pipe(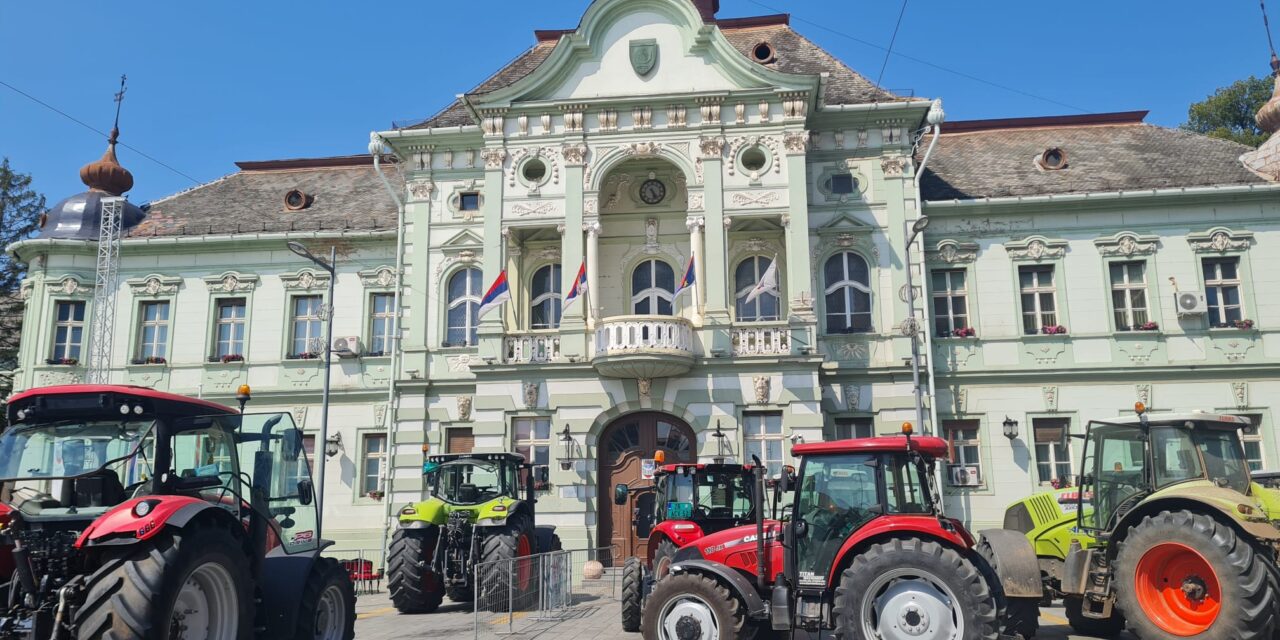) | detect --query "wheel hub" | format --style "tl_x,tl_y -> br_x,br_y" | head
1181,576 -> 1207,603
661,597 -> 718,640
898,603 -> 929,635
1134,541 -> 1222,636
169,563 -> 238,640
675,614 -> 702,640
866,573 -> 959,640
